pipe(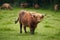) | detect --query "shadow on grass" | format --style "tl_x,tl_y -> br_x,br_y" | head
53,18 -> 60,21
0,28 -> 14,31
46,35 -> 55,39
54,32 -> 60,36
44,25 -> 54,28
15,32 -> 47,36
2,21 -> 13,25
